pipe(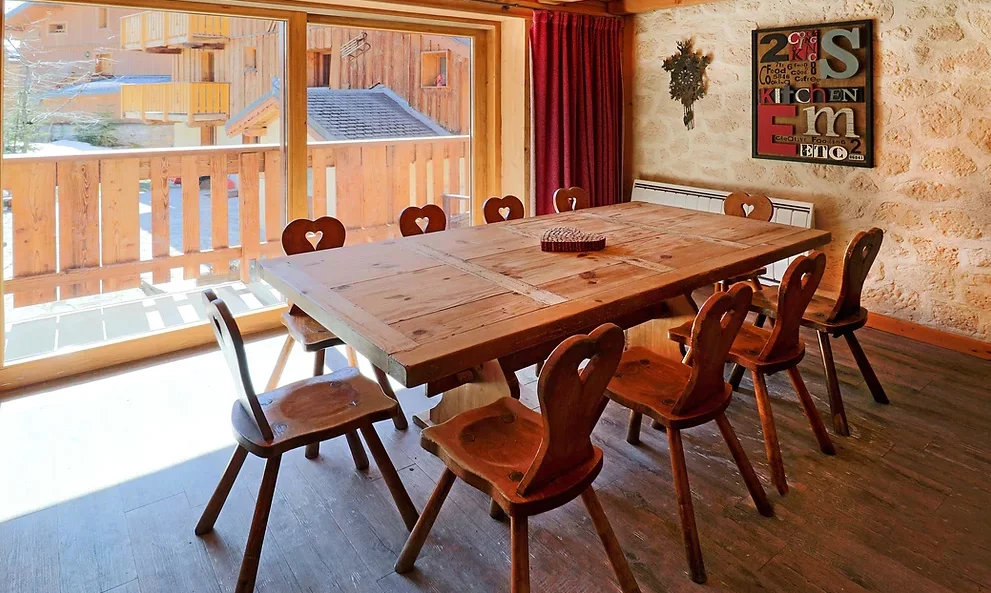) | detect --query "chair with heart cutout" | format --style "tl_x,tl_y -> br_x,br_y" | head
717,192 -> 774,292
395,323 -> 642,593
553,186 -> 591,212
483,195 -> 525,223
268,217 -> 409,448
399,204 -> 447,236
